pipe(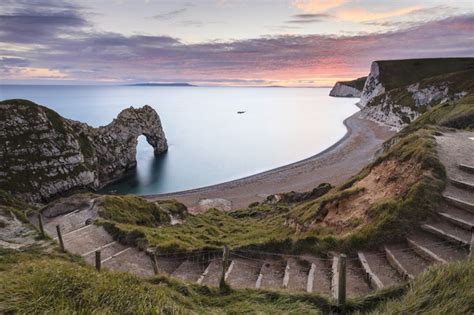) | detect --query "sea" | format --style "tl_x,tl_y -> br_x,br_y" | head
0,85 -> 359,195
